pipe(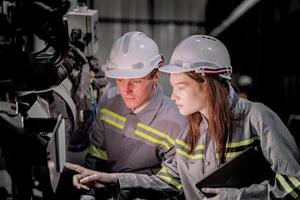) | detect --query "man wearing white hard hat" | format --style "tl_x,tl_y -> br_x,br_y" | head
69,34 -> 300,200
79,31 -> 186,200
